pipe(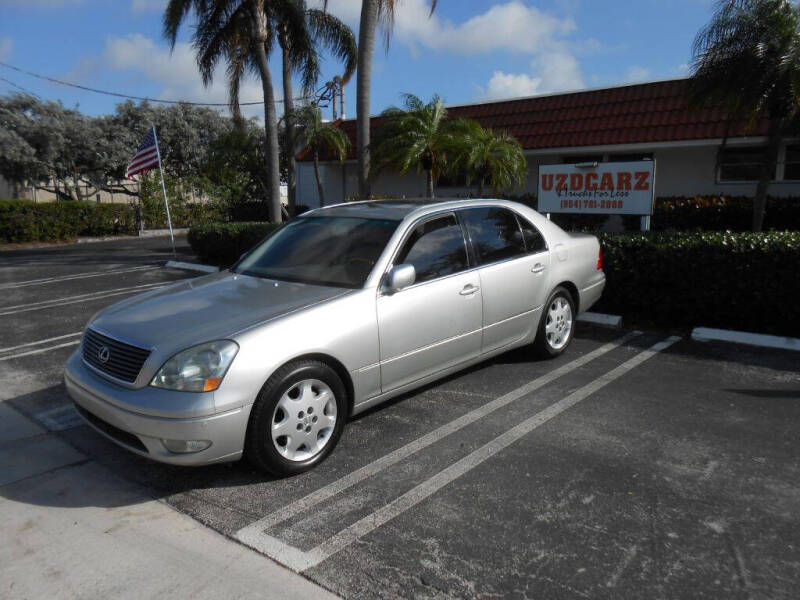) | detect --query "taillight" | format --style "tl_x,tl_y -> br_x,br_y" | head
597,248 -> 603,270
